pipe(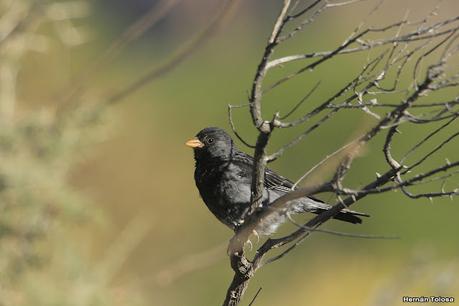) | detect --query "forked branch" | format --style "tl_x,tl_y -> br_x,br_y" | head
224,0 -> 459,305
